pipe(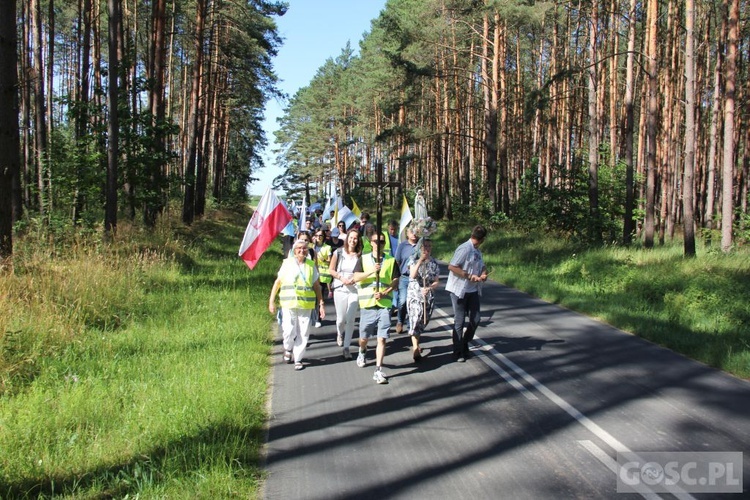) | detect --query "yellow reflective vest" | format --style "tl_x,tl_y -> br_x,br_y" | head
315,244 -> 332,284
278,259 -> 317,310
358,253 -> 396,309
